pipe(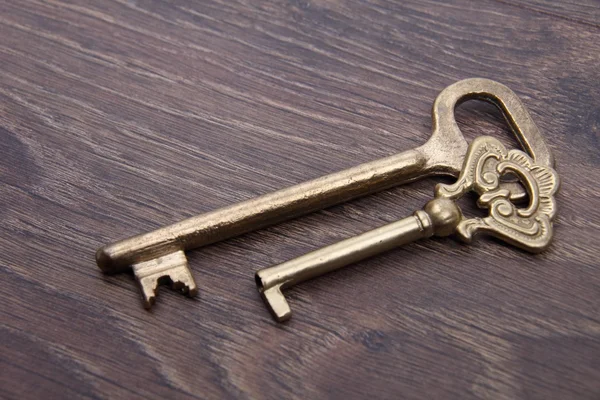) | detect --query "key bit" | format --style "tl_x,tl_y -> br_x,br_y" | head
131,251 -> 197,308
255,136 -> 559,322
96,78 -> 555,308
